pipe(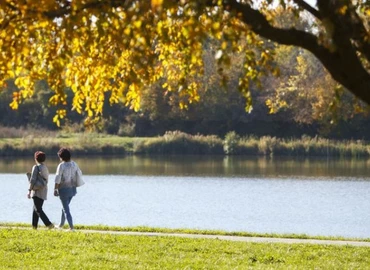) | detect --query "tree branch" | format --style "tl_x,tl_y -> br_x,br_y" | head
223,0 -> 370,104
317,0 -> 370,65
224,0 -> 323,52
292,0 -> 321,20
